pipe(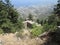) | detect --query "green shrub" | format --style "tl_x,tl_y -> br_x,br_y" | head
0,28 -> 3,34
43,22 -> 57,32
31,26 -> 44,37
32,23 -> 37,28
